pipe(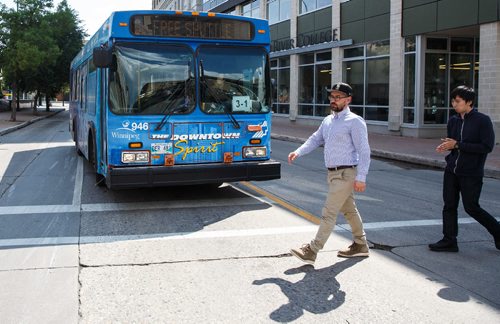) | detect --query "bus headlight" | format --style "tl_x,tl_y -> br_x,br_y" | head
121,151 -> 150,163
243,146 -> 267,158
